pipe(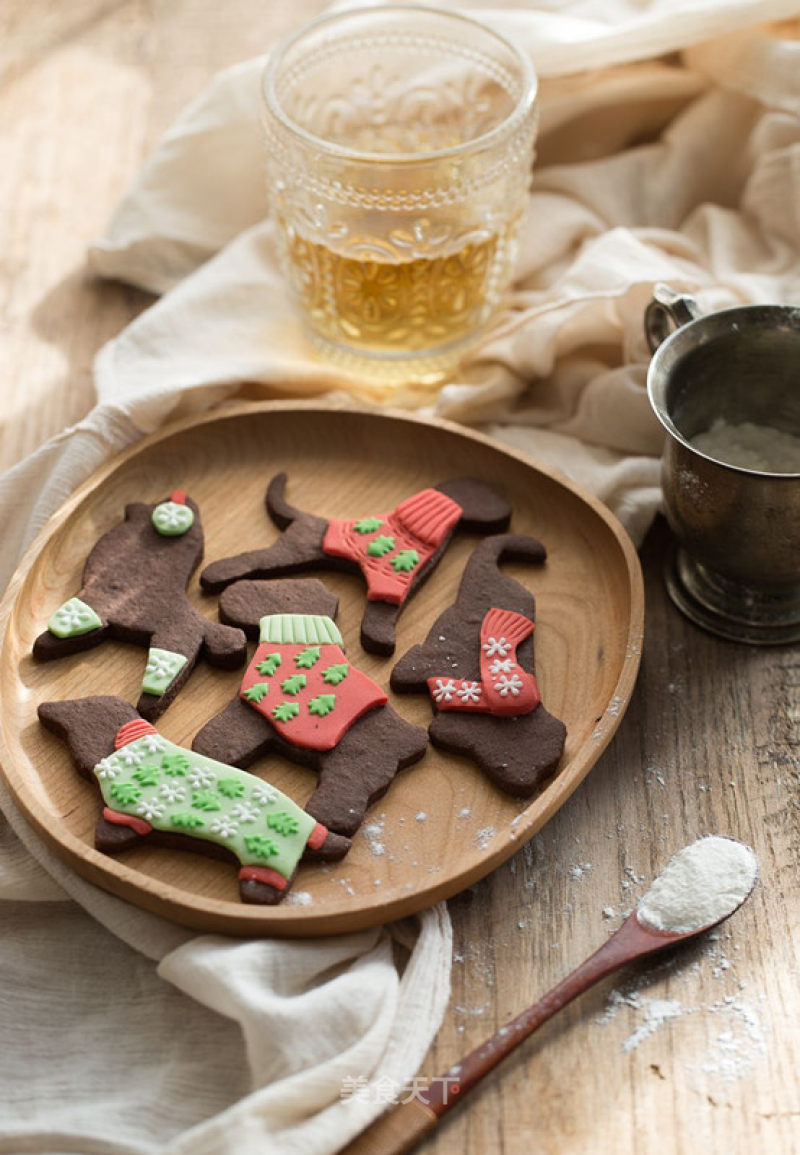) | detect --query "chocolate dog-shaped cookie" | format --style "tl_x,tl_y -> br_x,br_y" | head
193,578 -> 428,837
200,474 -> 512,655
391,535 -> 567,796
33,491 -> 247,721
38,695 -> 350,905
